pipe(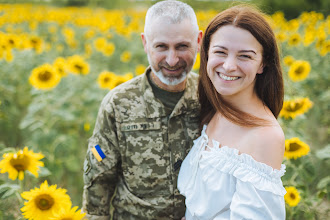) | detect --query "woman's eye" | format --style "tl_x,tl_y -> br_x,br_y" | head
240,55 -> 252,59
215,51 -> 226,55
